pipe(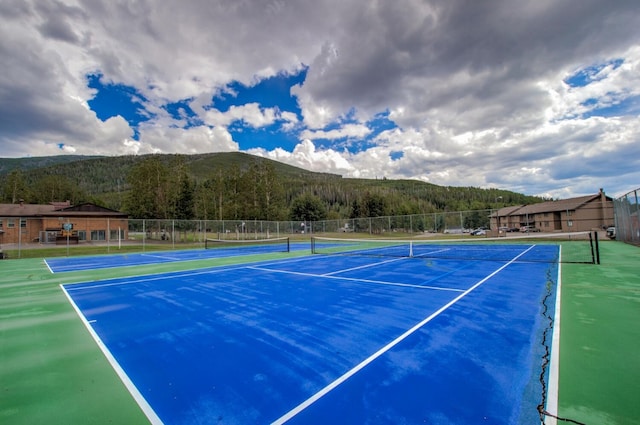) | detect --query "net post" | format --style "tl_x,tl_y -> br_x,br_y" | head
587,232 -> 594,264
286,237 -> 290,253
409,241 -> 414,257
311,237 -> 315,254
594,231 -> 600,265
